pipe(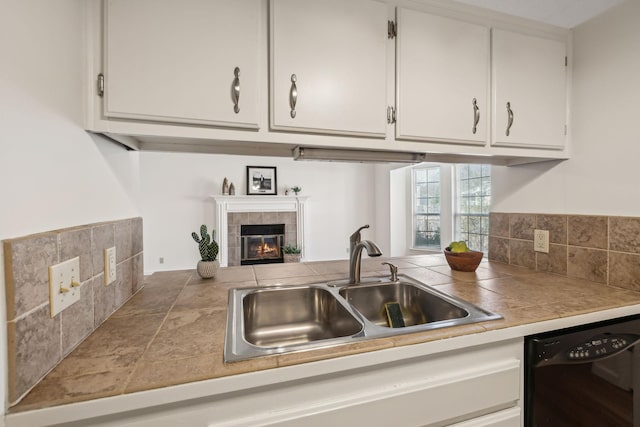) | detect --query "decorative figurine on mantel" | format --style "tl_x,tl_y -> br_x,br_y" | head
222,177 -> 229,195
229,182 -> 236,195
